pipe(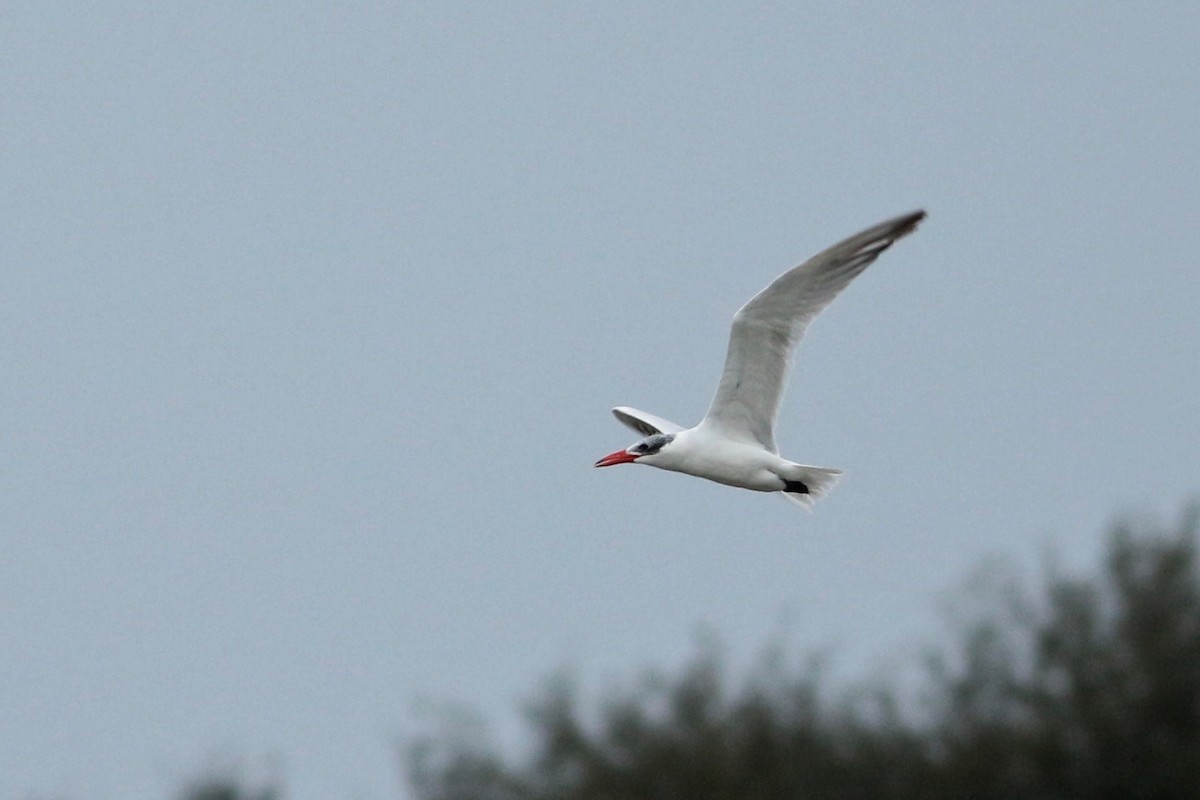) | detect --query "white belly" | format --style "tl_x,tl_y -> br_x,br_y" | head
654,431 -> 786,492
